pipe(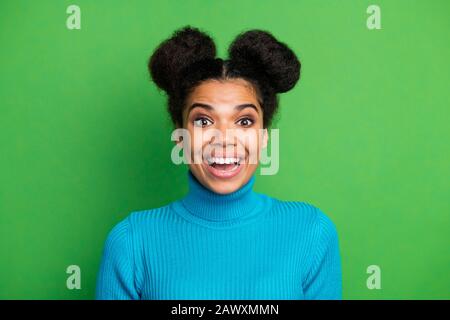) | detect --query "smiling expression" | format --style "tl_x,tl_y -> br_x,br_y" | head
177,78 -> 268,194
